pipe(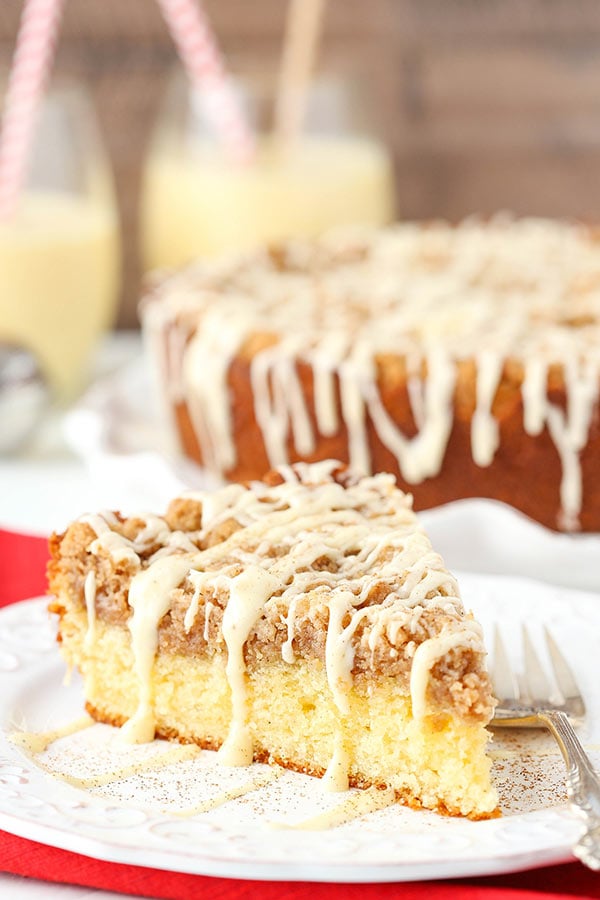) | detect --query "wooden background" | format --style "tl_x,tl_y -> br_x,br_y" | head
3,0 -> 600,325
